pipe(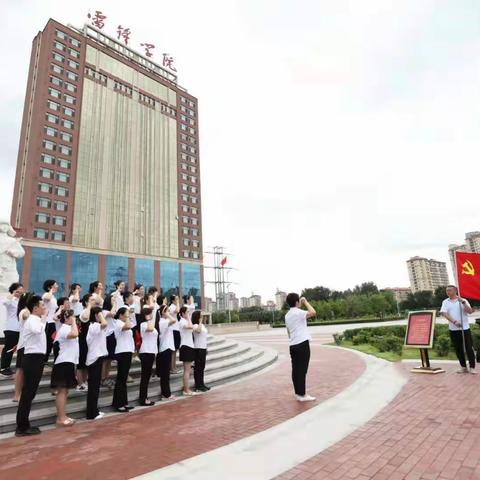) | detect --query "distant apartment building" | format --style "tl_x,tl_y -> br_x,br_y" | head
383,287 -> 411,303
265,300 -> 276,310
240,297 -> 249,309
407,257 -> 449,293
274,290 -> 287,310
248,294 -> 262,308
448,231 -> 480,278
